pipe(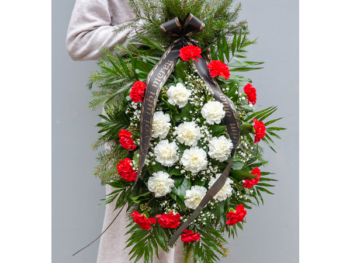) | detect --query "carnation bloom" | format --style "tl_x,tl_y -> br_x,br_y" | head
131,211 -> 157,230
154,140 -> 179,167
180,146 -> 208,173
119,129 -> 136,150
226,204 -> 247,226
179,45 -> 202,62
119,129 -> 132,138
116,158 -> 137,182
208,136 -> 234,162
201,100 -> 226,124
208,174 -> 233,202
243,168 -> 261,188
130,81 -> 147,103
243,83 -> 257,105
184,185 -> 207,210
253,119 -> 266,143
156,211 -> 181,229
175,121 -> 202,146
167,83 -> 191,108
181,229 -> 201,244
207,60 -> 230,80
147,171 -> 175,197
152,111 -> 171,139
